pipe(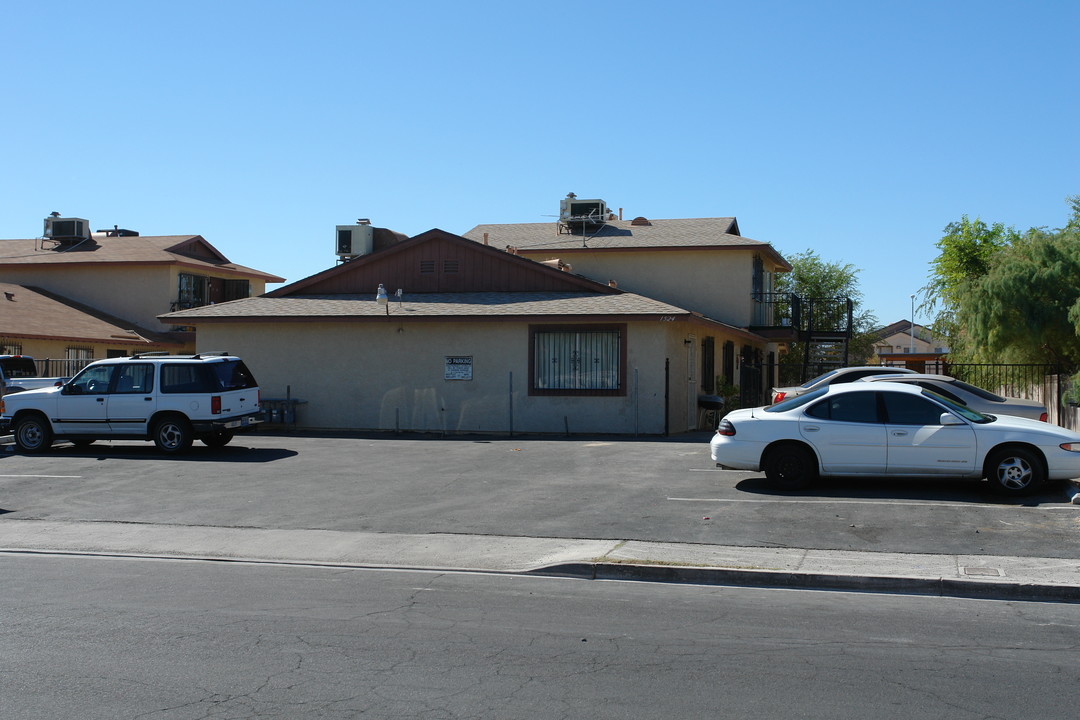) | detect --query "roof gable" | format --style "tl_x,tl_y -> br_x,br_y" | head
160,235 -> 231,263
267,229 -> 620,297
0,234 -> 283,282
